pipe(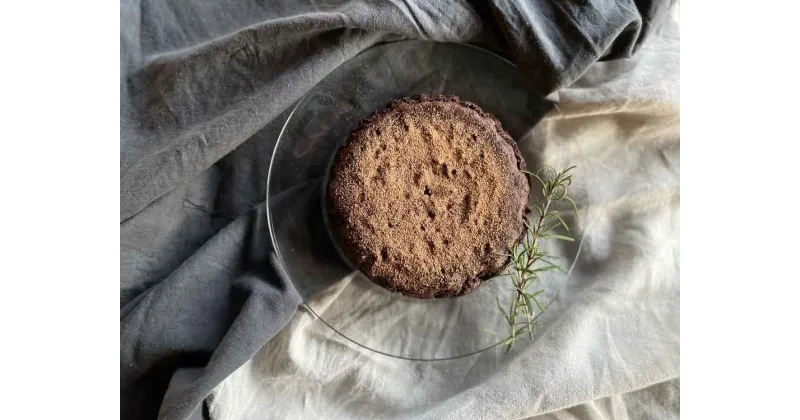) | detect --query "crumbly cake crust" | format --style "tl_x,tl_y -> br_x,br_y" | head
327,95 -> 530,298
